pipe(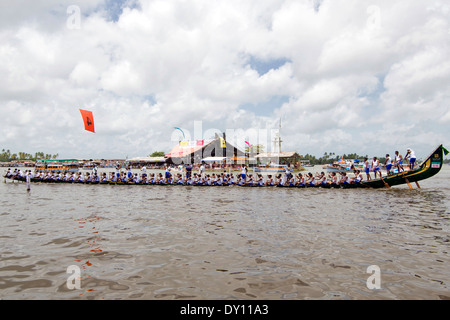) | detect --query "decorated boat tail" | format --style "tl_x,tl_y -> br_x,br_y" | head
4,145 -> 446,189
353,144 -> 446,189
